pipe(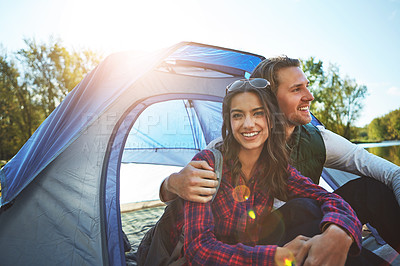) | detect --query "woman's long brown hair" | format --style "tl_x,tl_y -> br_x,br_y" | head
219,85 -> 289,201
